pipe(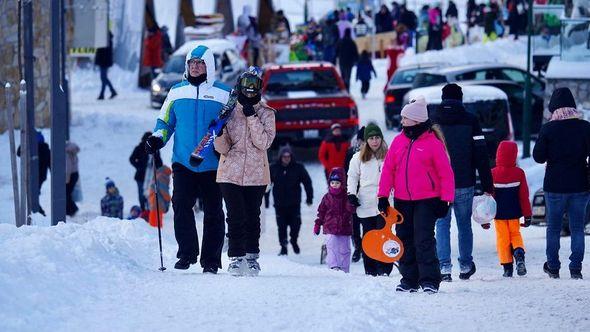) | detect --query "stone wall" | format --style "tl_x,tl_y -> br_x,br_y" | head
0,1 -> 53,133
